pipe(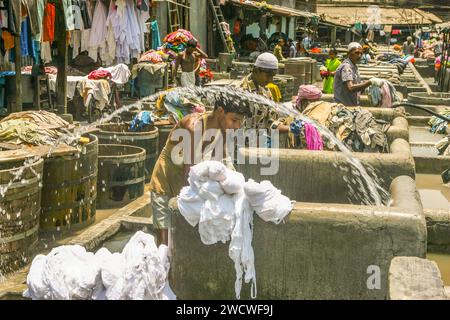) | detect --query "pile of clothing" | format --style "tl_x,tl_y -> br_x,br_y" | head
162,90 -> 206,123
367,80 -> 400,108
300,101 -> 391,152
328,105 -> 391,152
21,66 -> 58,75
177,161 -> 293,299
23,231 -> 175,300
0,110 -> 74,146
48,64 -> 130,111
376,53 -> 409,74
163,29 -> 199,59
435,135 -> 450,156
139,50 -> 165,64
130,111 -> 155,132
88,69 -> 112,80
429,109 -> 450,134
